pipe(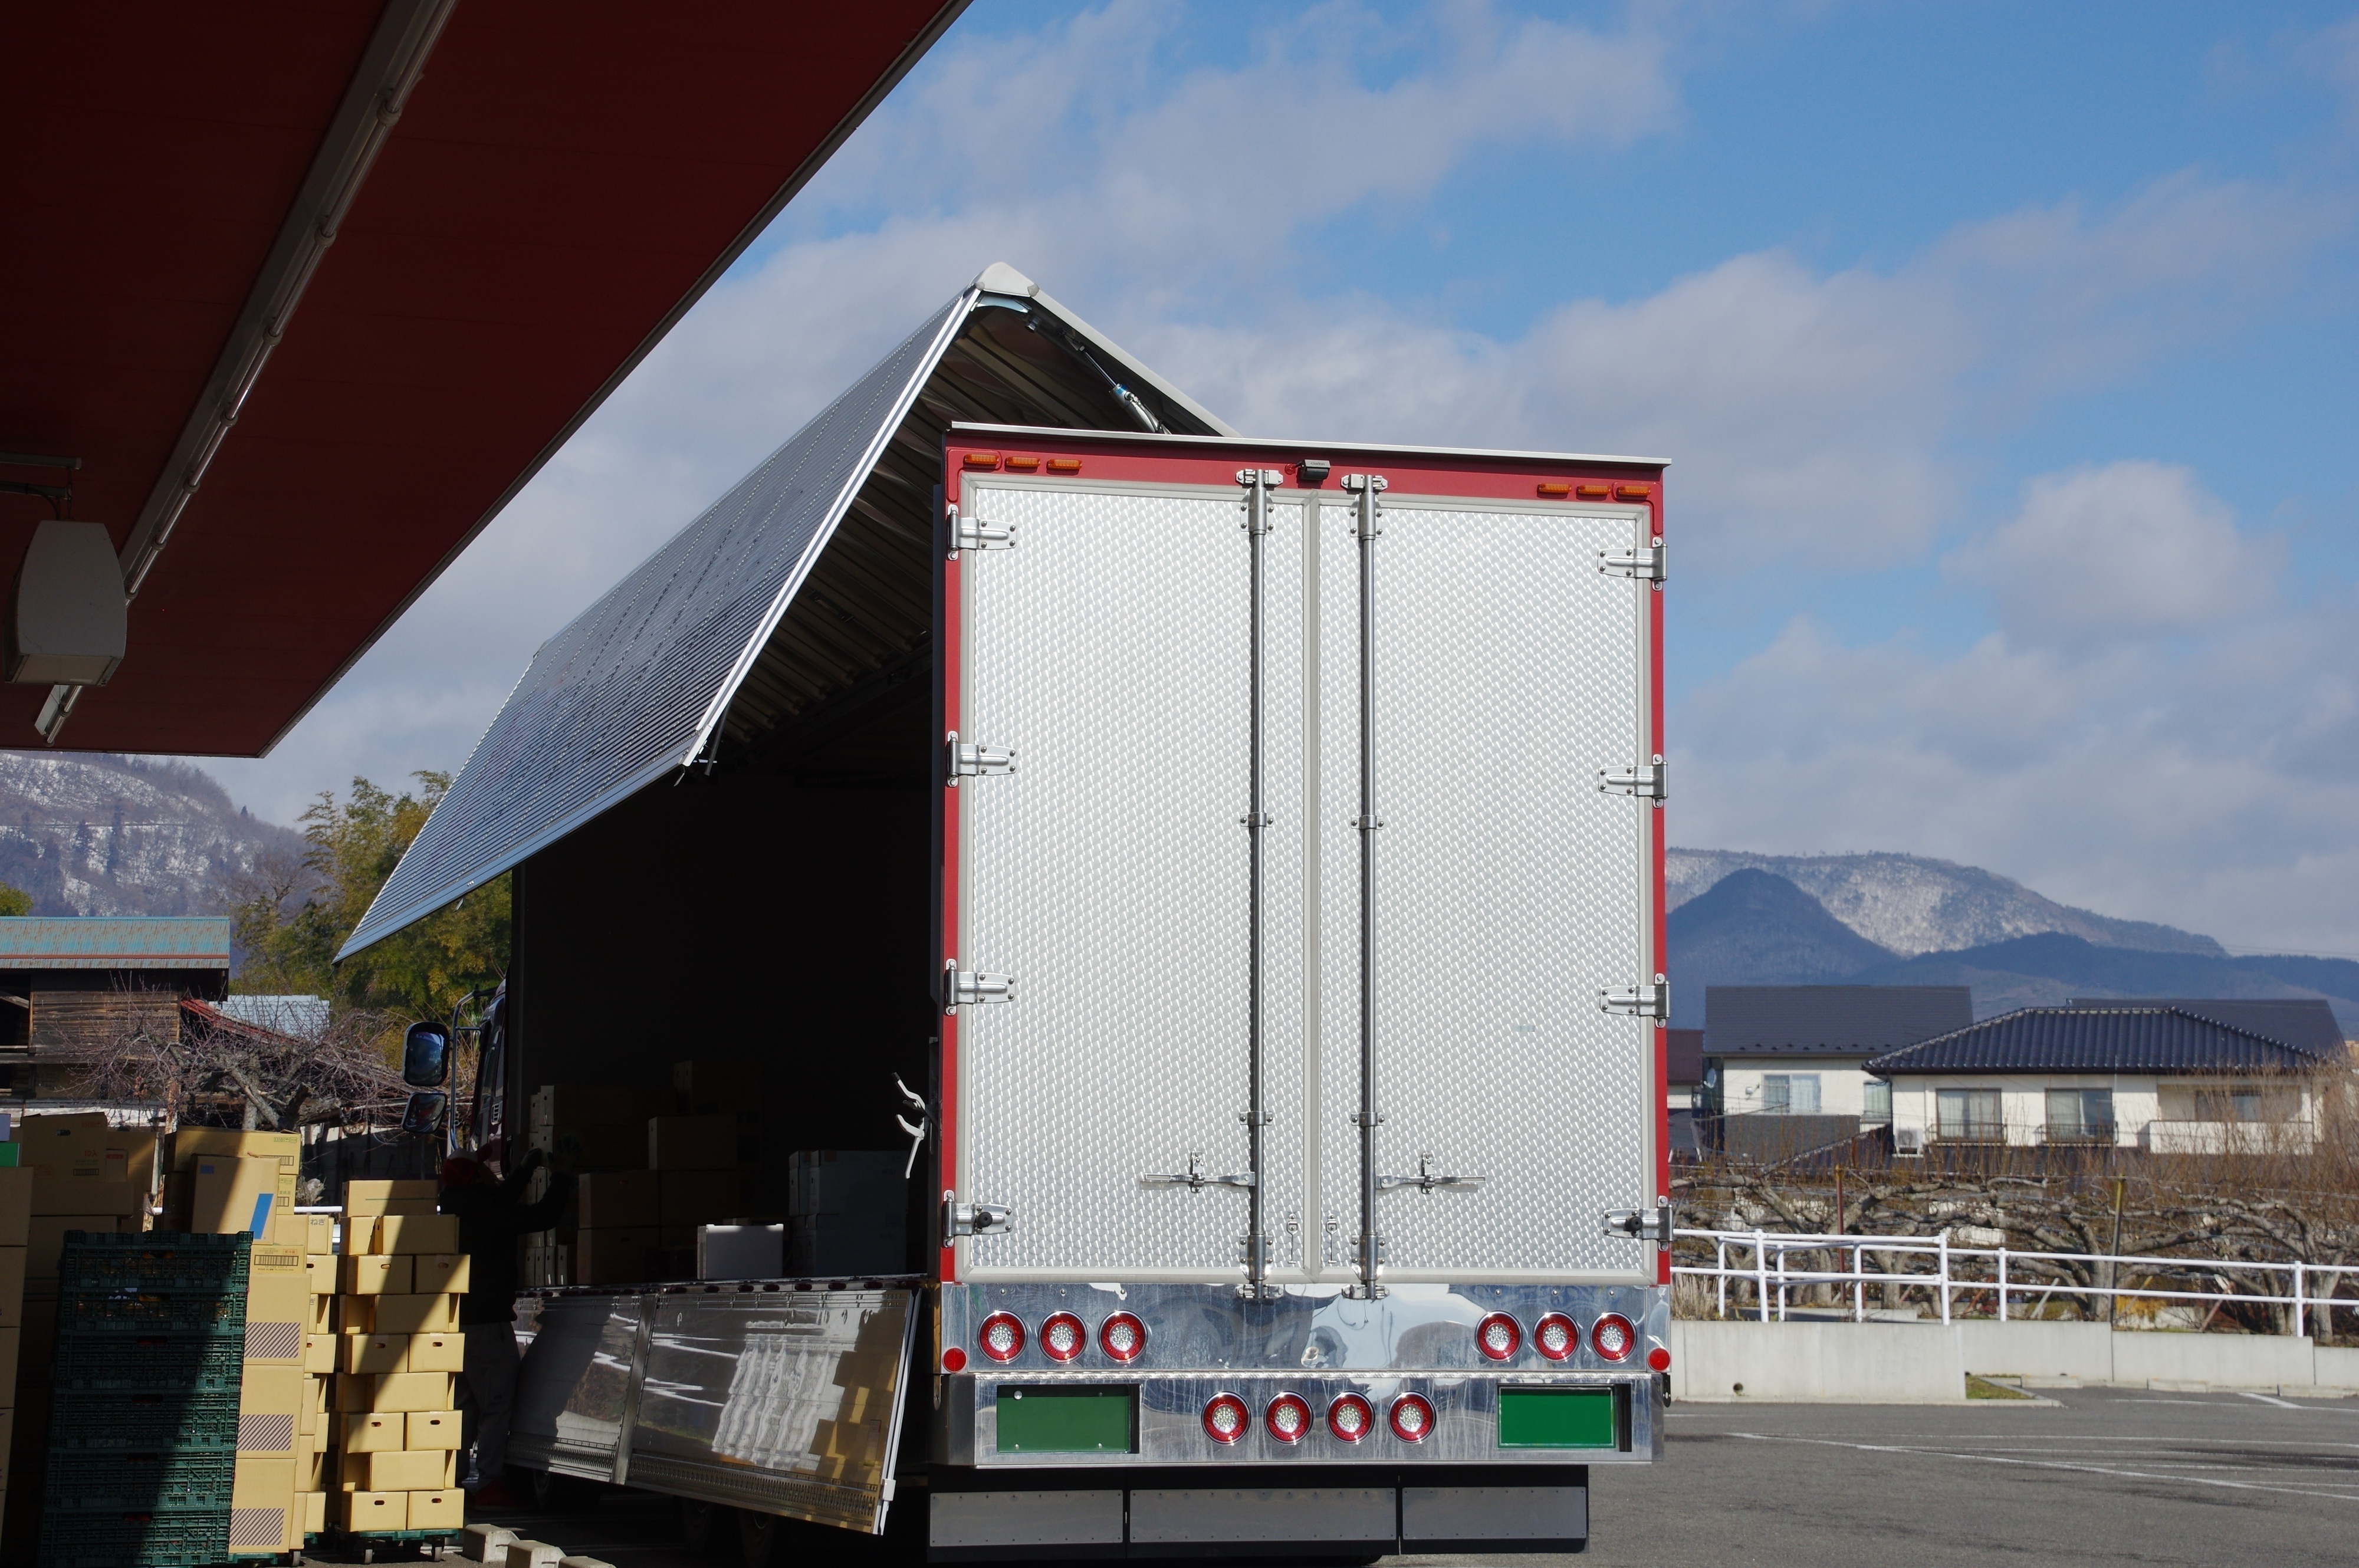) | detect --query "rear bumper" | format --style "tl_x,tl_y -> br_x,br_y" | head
926,1464 -> 1587,1560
